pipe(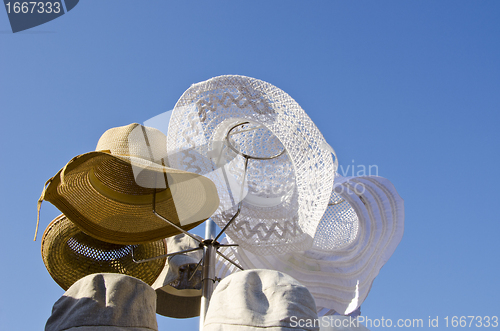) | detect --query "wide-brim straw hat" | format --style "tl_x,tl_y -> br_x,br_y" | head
41,214 -> 167,290
37,123 -> 219,244
152,233 -> 203,318
217,175 -> 404,315
45,273 -> 159,331
204,269 -> 319,331
167,75 -> 336,255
